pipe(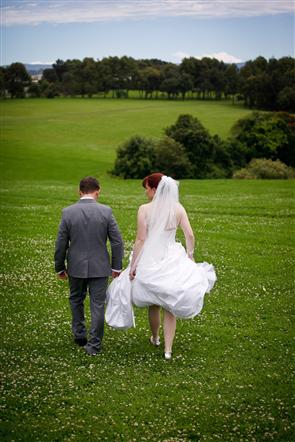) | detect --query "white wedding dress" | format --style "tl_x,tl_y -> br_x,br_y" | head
132,228 -> 216,318
106,177 -> 216,329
